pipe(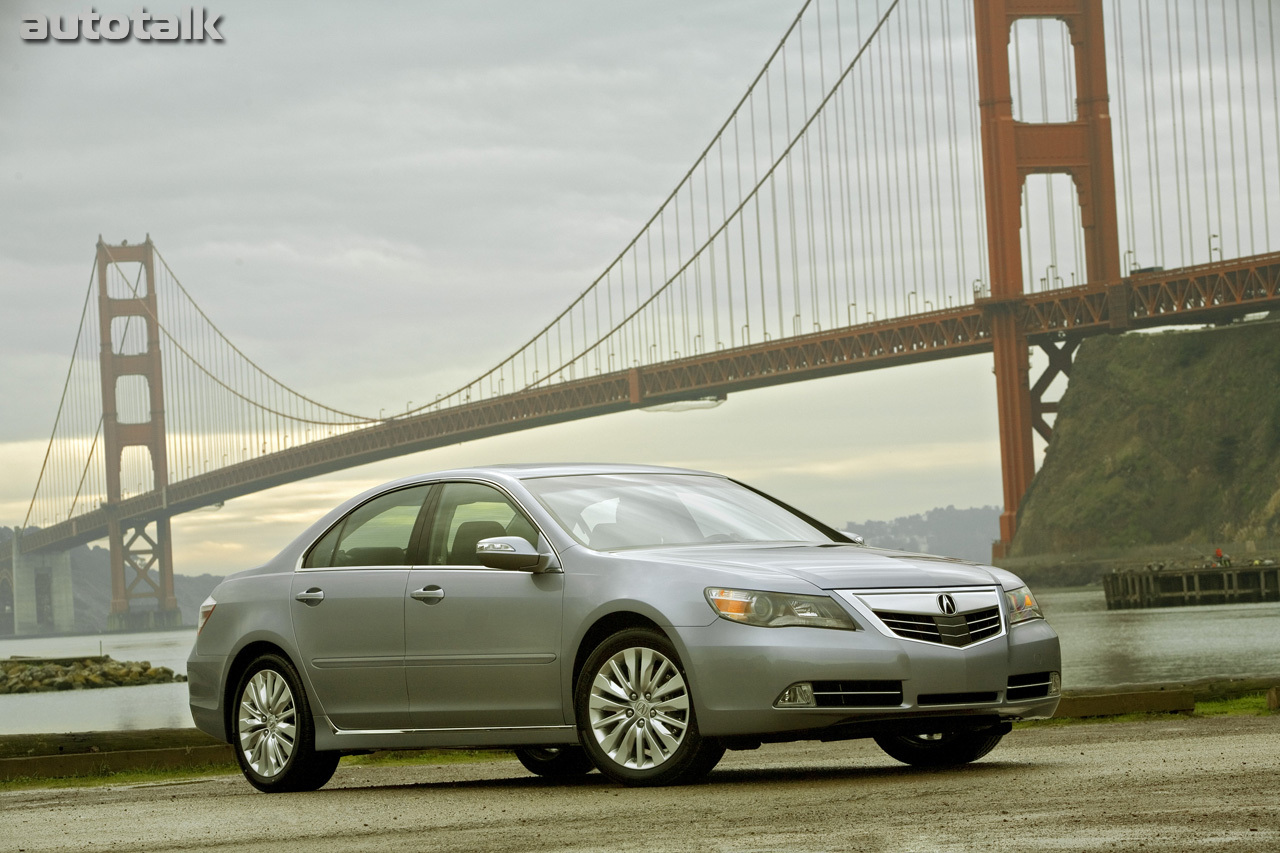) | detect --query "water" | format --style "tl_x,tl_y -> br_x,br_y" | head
0,629 -> 196,735
1036,587 -> 1280,689
1,589 -> 1277,735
